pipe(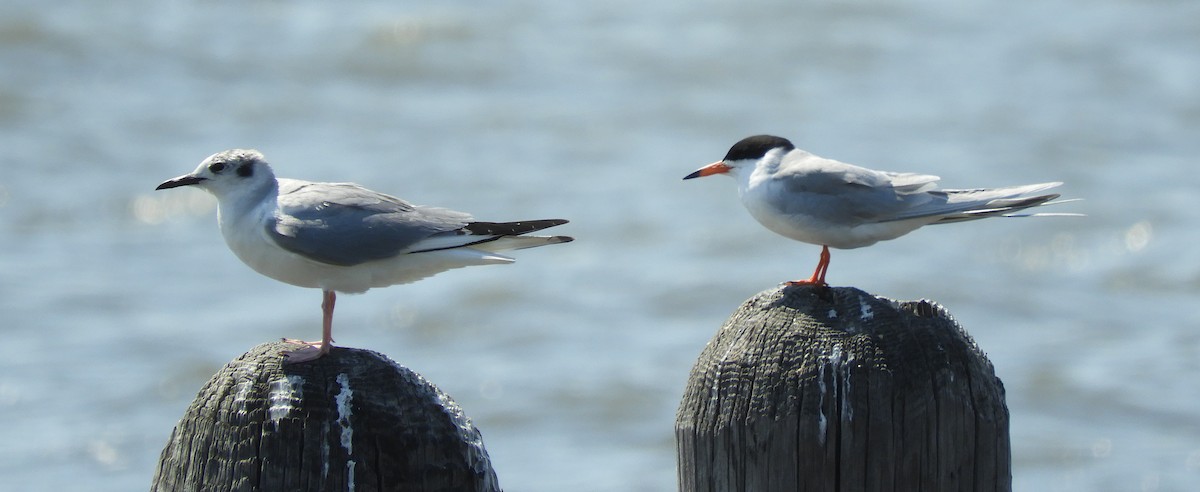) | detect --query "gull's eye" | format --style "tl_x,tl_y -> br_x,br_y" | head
208,162 -> 227,173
